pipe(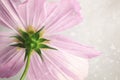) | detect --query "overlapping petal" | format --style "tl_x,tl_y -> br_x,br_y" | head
0,0 -> 82,33
0,32 -> 13,50
0,0 -> 45,30
0,32 -> 25,78
0,0 -> 24,32
0,47 -> 25,78
0,47 -> 24,78
10,0 -> 45,28
44,50 -> 88,80
42,0 -> 82,34
27,51 -> 88,80
27,53 -> 58,80
47,35 -> 100,59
